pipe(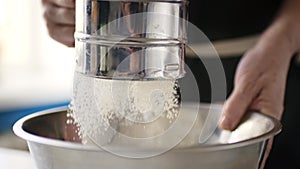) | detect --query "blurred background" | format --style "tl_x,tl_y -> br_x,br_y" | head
0,0 -> 75,150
